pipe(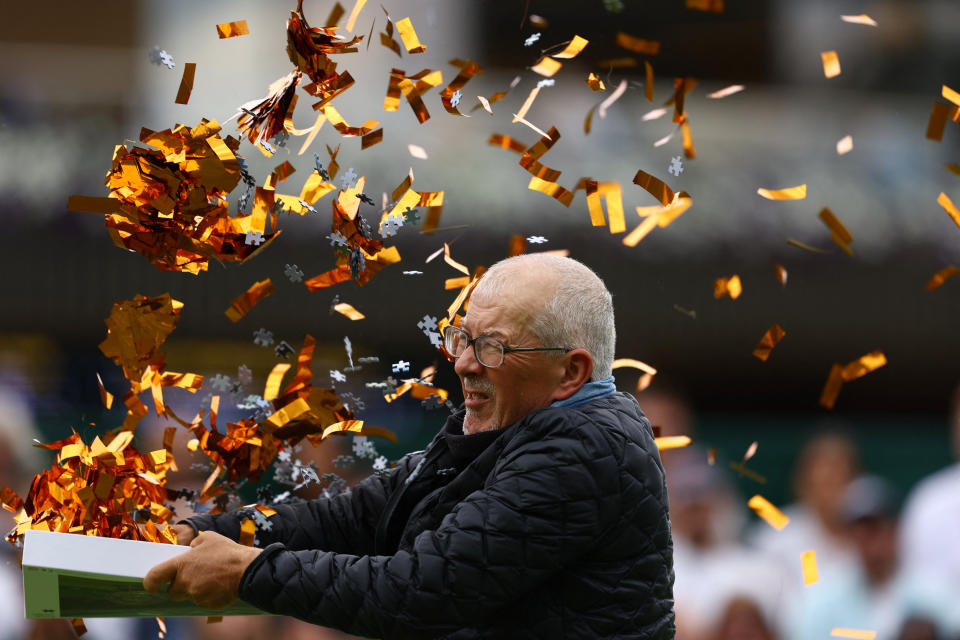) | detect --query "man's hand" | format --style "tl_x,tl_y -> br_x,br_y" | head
169,523 -> 196,546
143,531 -> 262,610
